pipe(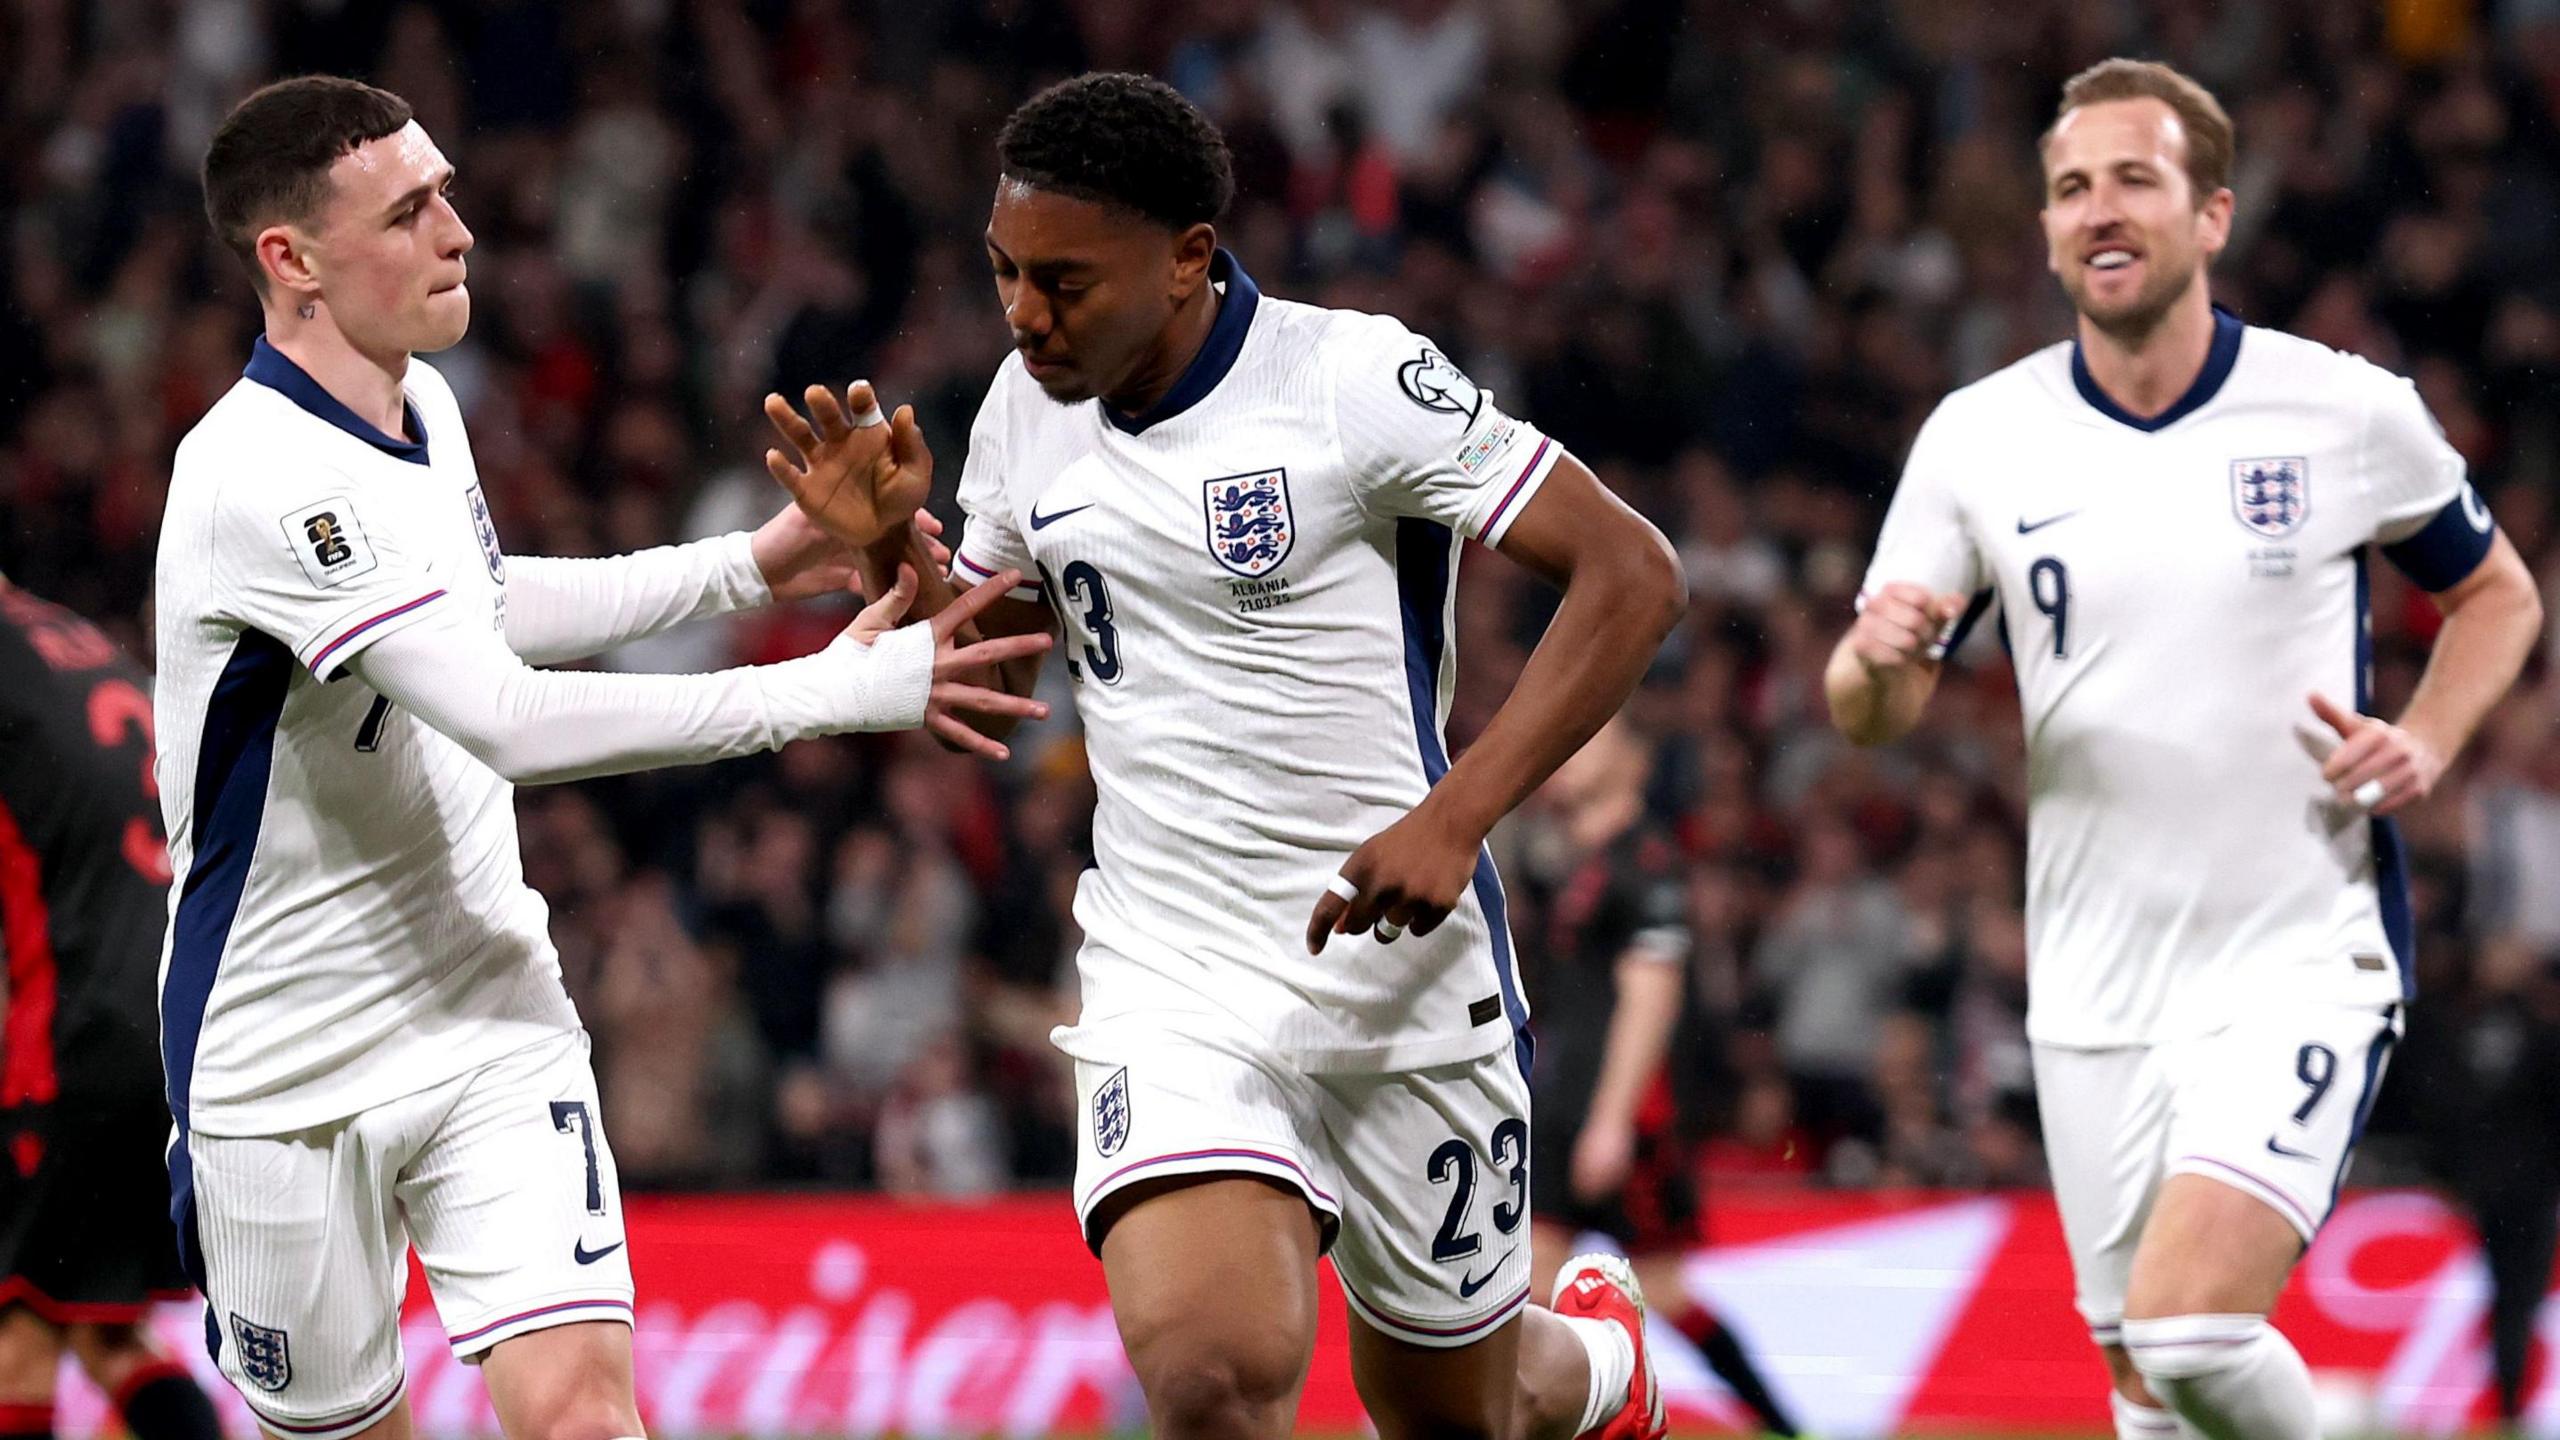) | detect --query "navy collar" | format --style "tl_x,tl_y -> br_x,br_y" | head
2070,305 -> 2244,433
1105,248 -> 1260,436
243,337 -> 430,465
